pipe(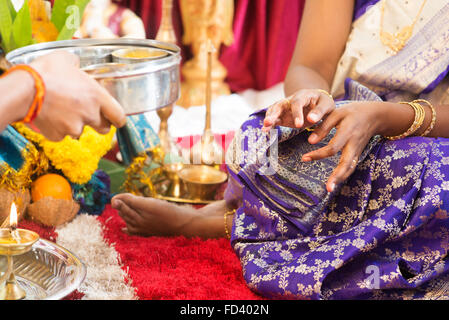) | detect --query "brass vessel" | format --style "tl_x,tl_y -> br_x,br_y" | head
0,228 -> 39,300
178,165 -> 228,201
